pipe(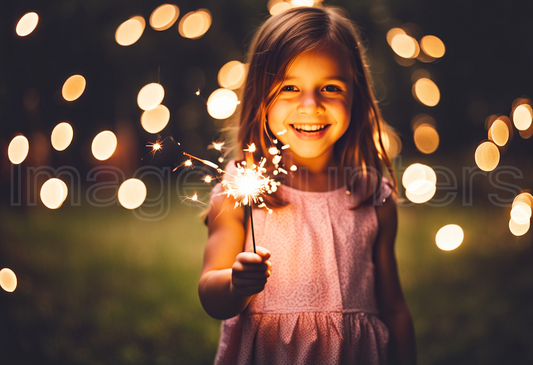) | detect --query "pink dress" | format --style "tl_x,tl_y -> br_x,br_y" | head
211,163 -> 391,365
